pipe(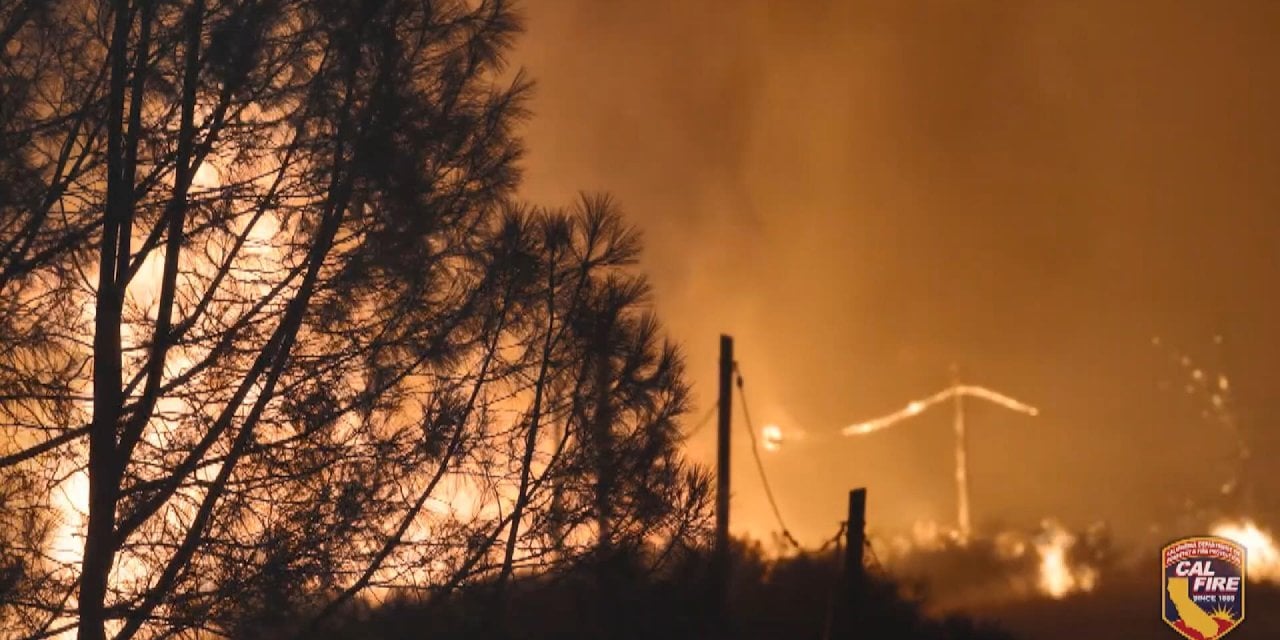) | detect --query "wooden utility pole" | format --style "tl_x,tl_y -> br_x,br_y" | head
712,335 -> 734,628
951,364 -> 971,543
842,370 -> 1036,545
